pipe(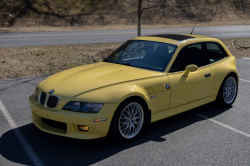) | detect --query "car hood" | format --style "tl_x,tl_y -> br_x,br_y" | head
39,62 -> 162,97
